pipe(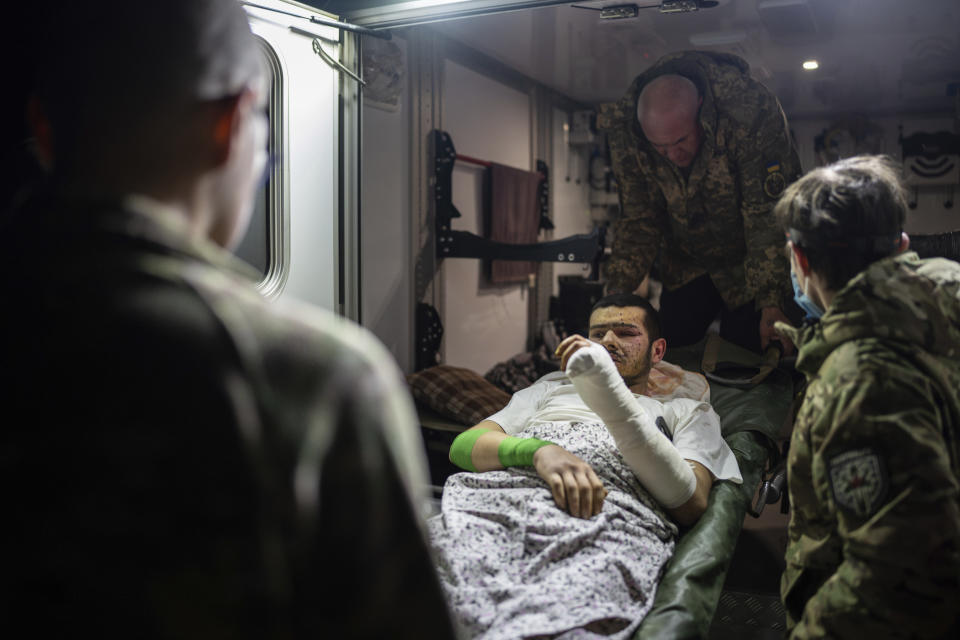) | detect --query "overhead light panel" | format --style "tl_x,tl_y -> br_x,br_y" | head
660,1 -> 700,13
572,1 -> 720,19
330,1 -> 576,29
802,59 -> 819,70
600,4 -> 639,19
